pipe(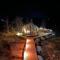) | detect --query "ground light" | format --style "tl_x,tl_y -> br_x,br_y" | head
16,32 -> 23,36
